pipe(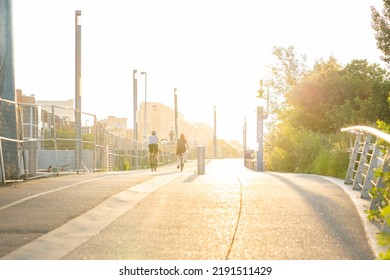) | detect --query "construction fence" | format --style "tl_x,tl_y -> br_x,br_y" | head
0,98 -> 197,184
